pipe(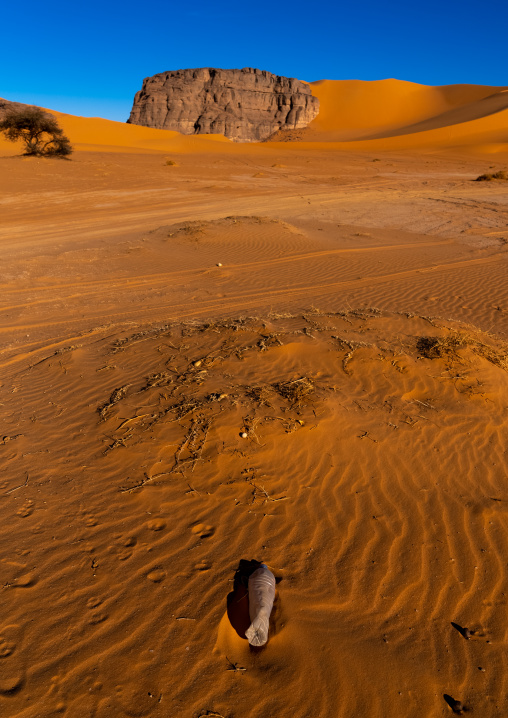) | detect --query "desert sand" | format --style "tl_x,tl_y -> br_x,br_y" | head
1,80 -> 508,718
